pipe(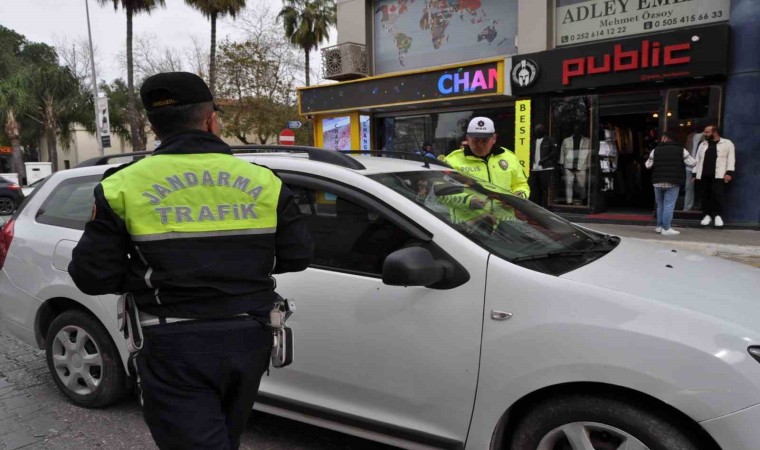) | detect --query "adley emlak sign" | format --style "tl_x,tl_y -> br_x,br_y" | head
555,0 -> 730,47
